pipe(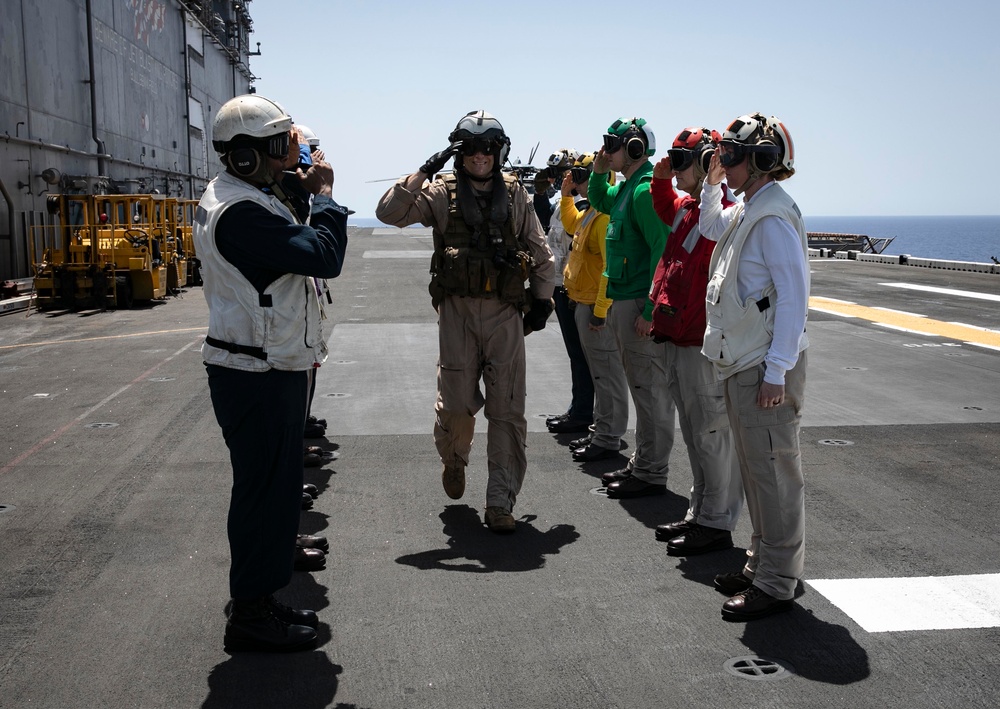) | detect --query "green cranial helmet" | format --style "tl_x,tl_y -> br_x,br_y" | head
604,117 -> 656,159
